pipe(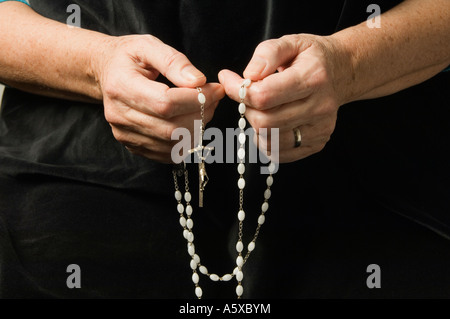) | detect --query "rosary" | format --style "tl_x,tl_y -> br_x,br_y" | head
172,79 -> 276,299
